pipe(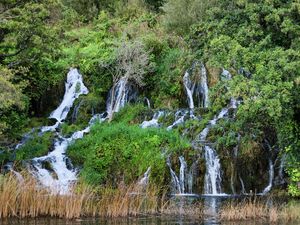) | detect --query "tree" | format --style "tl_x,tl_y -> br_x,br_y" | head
0,66 -> 27,144
161,0 -> 217,34
189,0 -> 300,196
101,40 -> 152,121
0,0 -> 62,142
